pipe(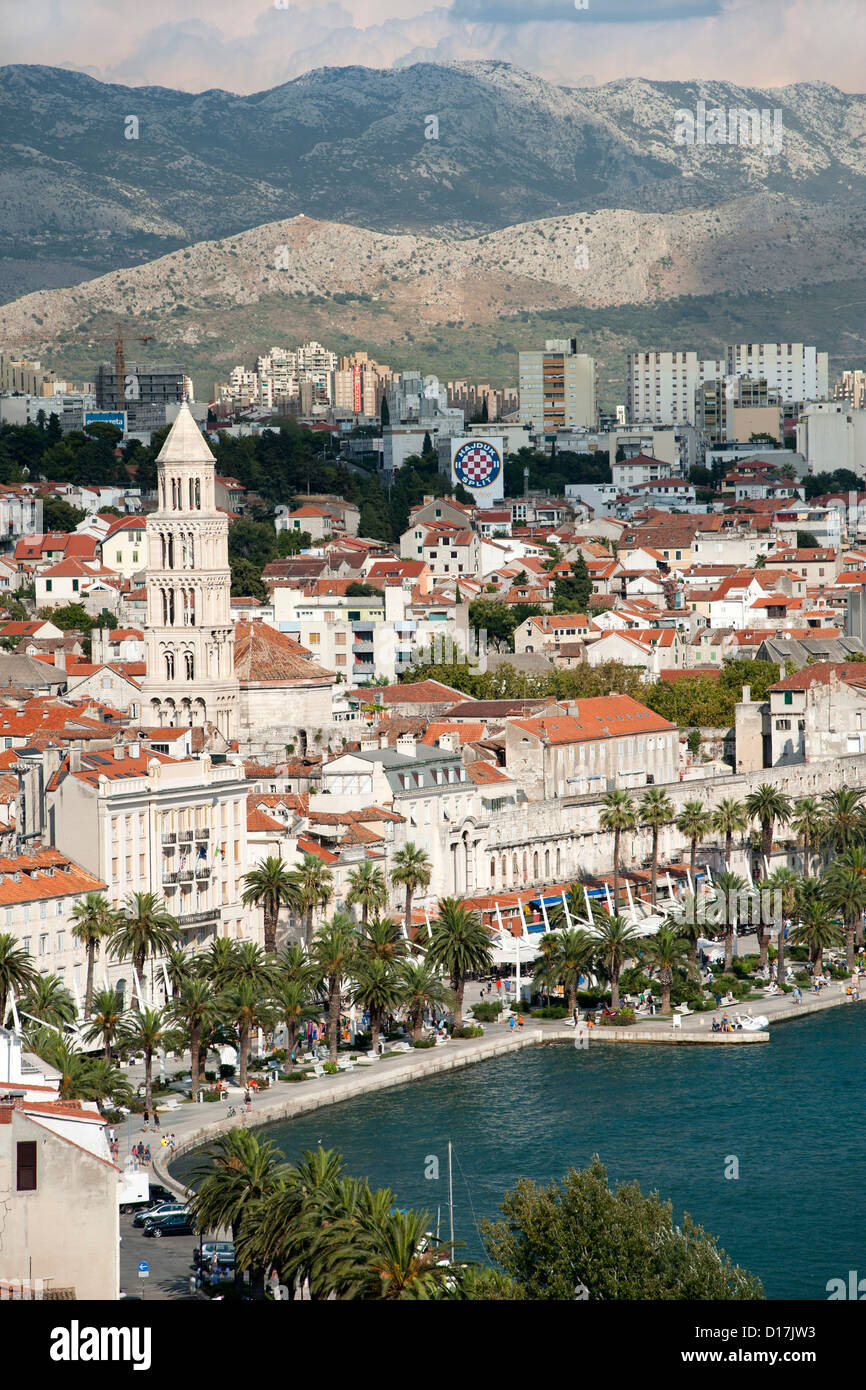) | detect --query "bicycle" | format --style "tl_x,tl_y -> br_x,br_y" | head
226,1105 -> 237,1118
